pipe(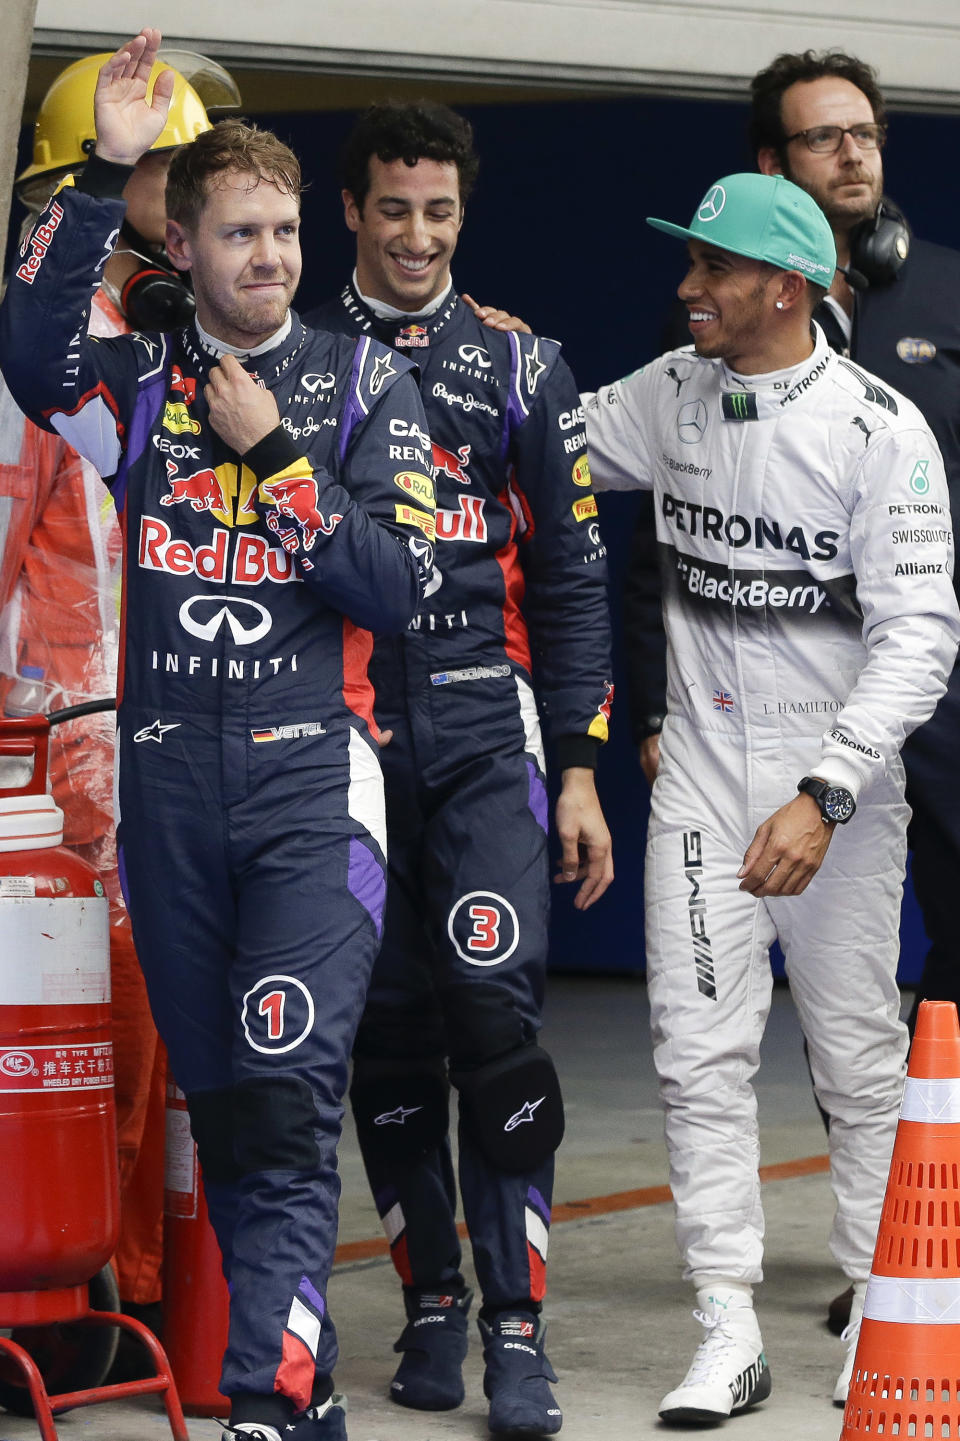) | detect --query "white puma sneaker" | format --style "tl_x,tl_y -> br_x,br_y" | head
659,1287 -> 771,1426
833,1282 -> 866,1406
